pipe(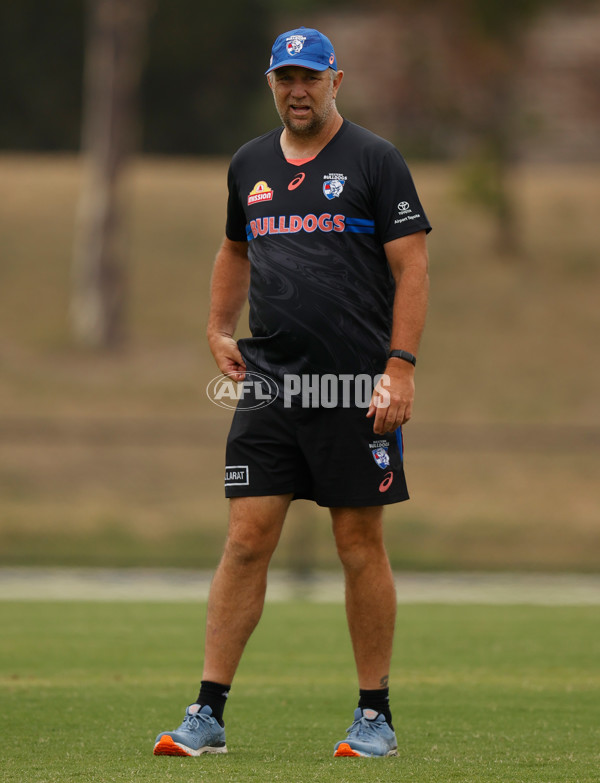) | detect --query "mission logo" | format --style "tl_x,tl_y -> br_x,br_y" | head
248,181 -> 274,206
